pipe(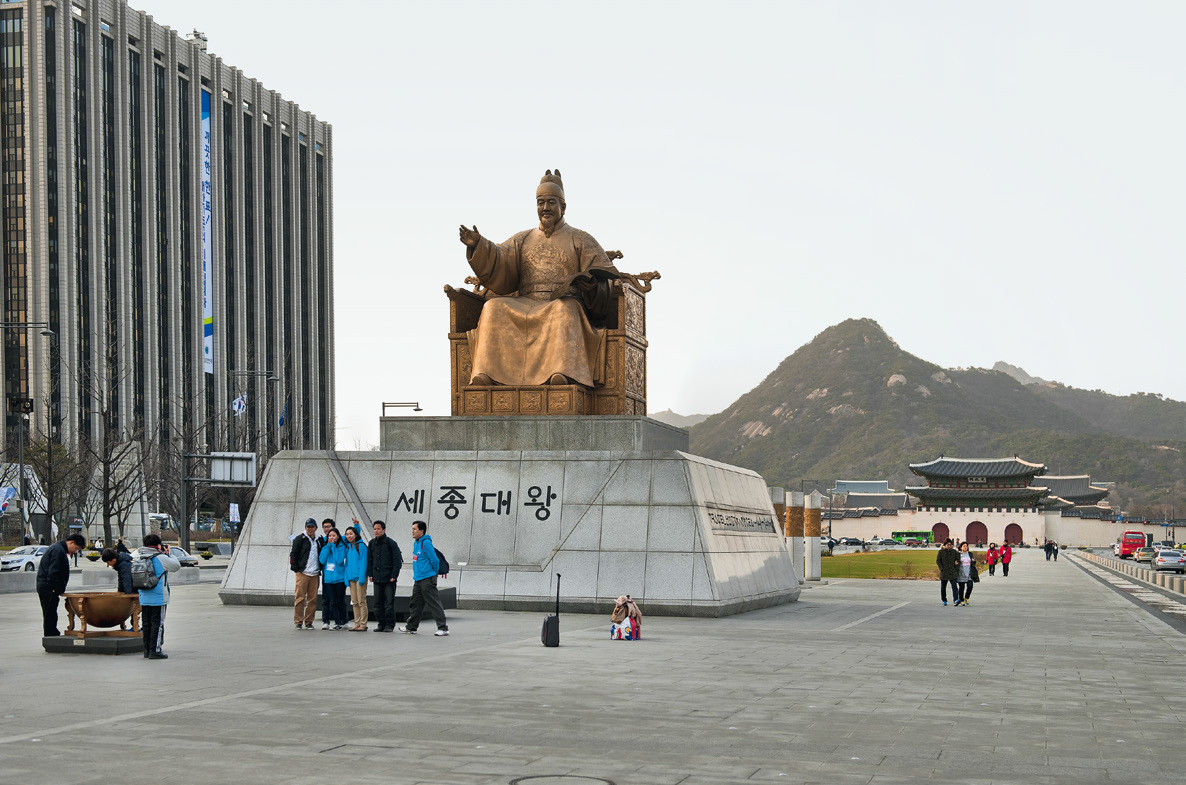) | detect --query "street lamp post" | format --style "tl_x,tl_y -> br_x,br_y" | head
381,402 -> 423,415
